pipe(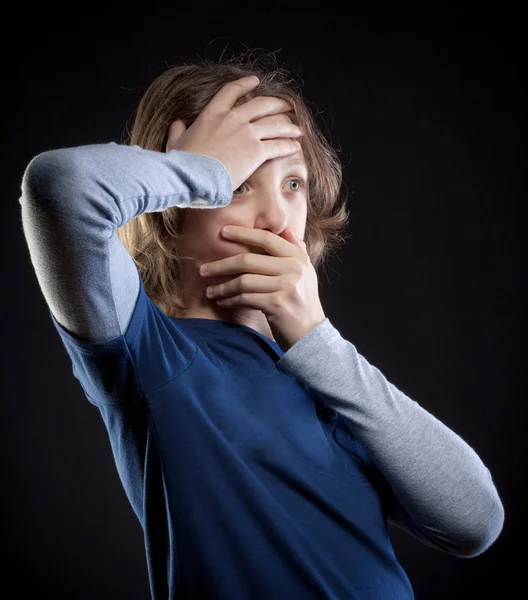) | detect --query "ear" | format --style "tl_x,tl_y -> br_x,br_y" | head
165,119 -> 187,152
